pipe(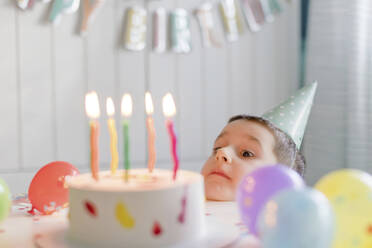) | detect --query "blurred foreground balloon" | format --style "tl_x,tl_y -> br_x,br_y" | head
315,169 -> 372,248
236,164 -> 304,235
28,161 -> 79,215
258,187 -> 334,248
0,178 -> 11,222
